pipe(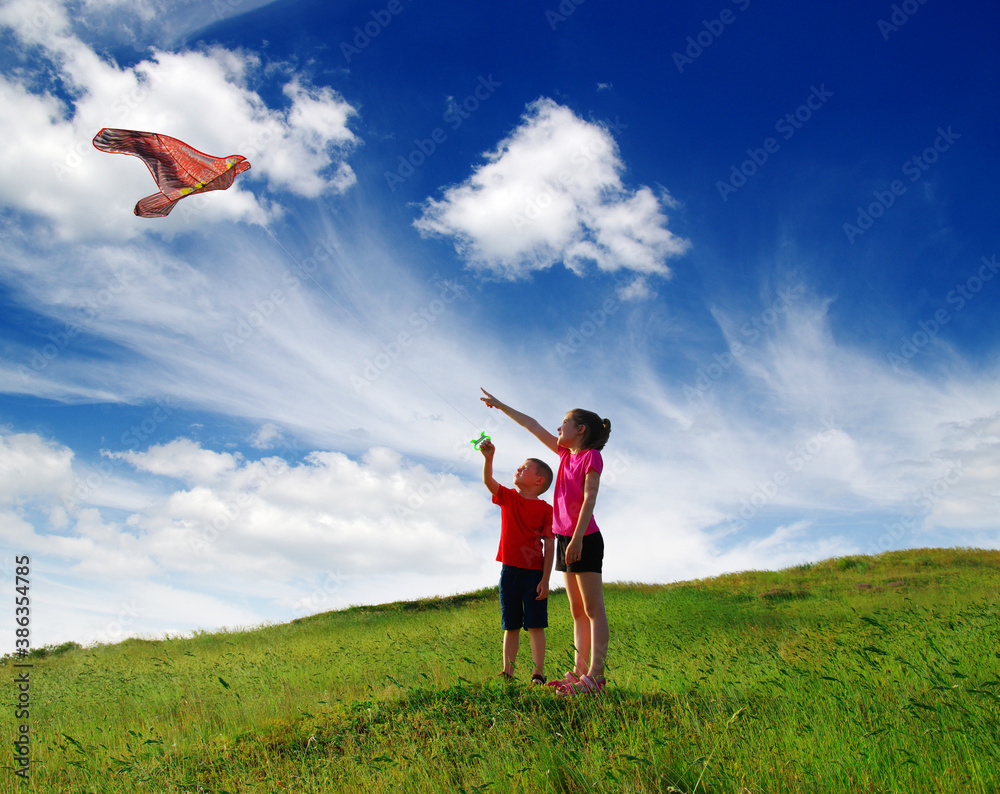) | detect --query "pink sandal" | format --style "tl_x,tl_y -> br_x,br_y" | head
556,673 -> 606,696
545,671 -> 580,688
